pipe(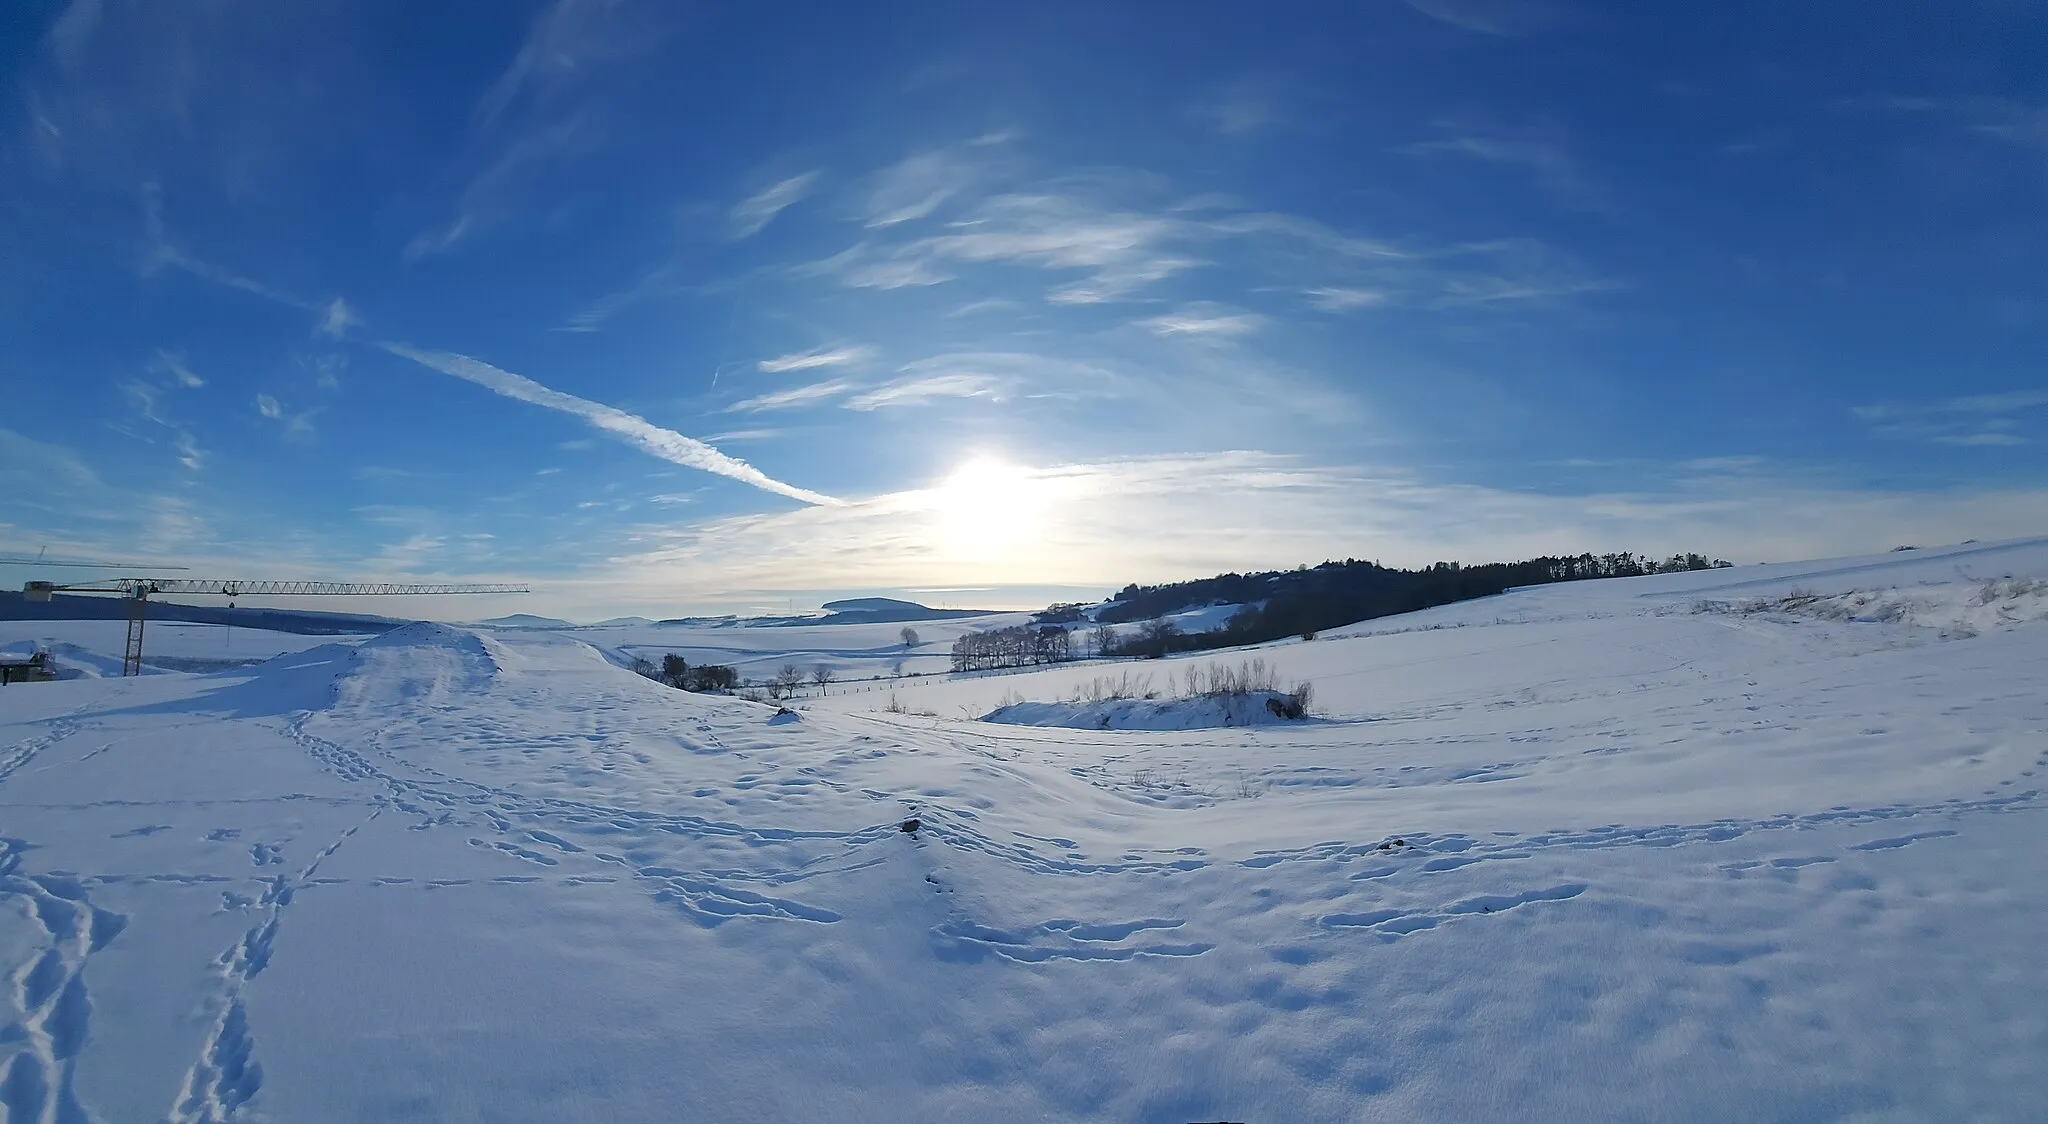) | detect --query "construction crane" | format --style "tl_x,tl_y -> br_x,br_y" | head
21,578 -> 529,677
